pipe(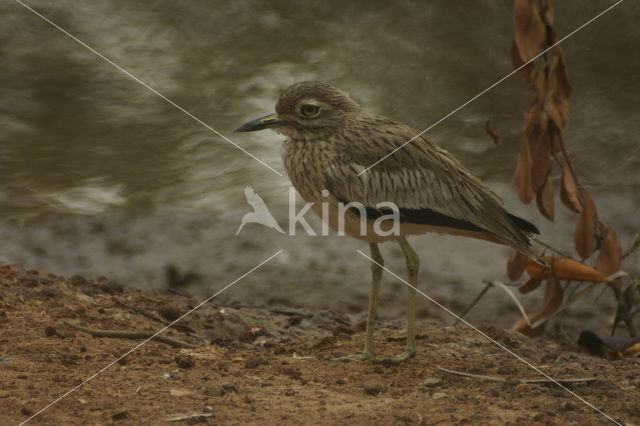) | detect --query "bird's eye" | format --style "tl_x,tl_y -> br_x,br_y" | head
300,104 -> 320,117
